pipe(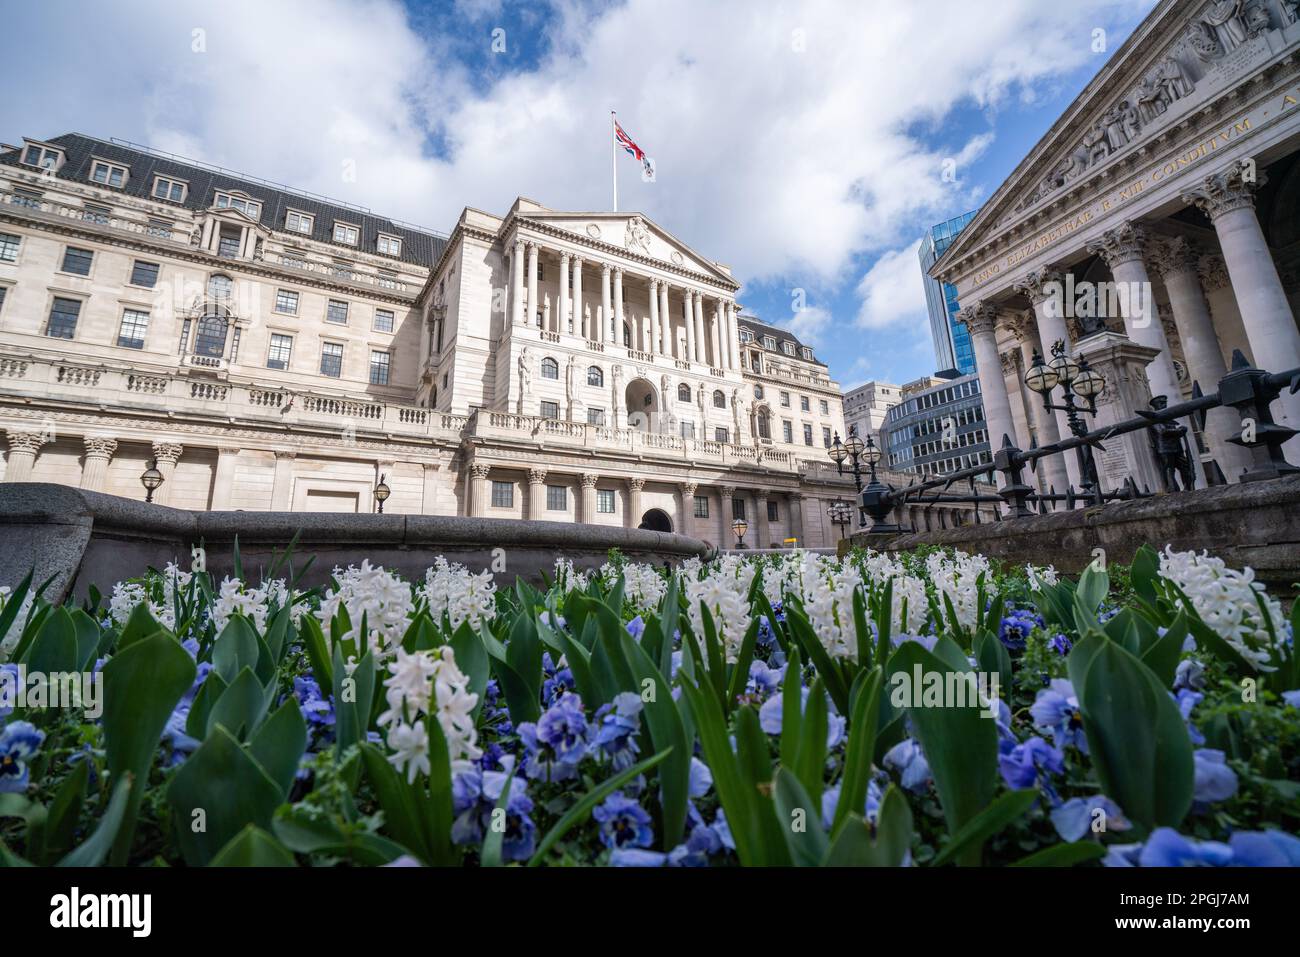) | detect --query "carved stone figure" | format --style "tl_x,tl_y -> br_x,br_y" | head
1120,100 -> 1142,143
624,216 -> 652,256
697,382 -> 707,421
566,355 -> 576,399
660,373 -> 672,401
1101,104 -> 1129,151
1188,19 -> 1226,60
1157,57 -> 1194,102
1083,125 -> 1110,165
731,389 -> 744,437
1136,73 -> 1169,122
1148,395 -> 1196,492
519,347 -> 532,395
1283,0 -> 1299,26
1244,0 -> 1272,37
1204,0 -> 1249,49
